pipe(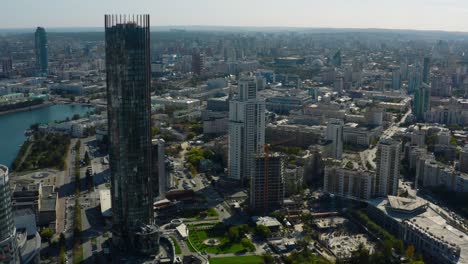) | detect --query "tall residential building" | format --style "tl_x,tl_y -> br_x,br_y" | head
34,27 -> 48,75
250,153 -> 285,212
228,77 -> 266,183
105,14 -> 159,254
422,57 -> 431,84
325,119 -> 344,160
375,139 -> 401,197
392,67 -> 401,90
1,58 -> 13,77
152,139 -> 168,199
408,64 -> 422,94
192,52 -> 205,75
0,165 -> 19,264
324,165 -> 375,200
459,145 -> 468,174
413,83 -> 430,121
334,76 -> 344,95
430,74 -> 452,97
